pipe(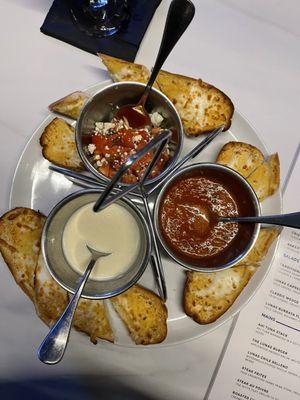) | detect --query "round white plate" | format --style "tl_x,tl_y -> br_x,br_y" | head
10,80 -> 281,347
